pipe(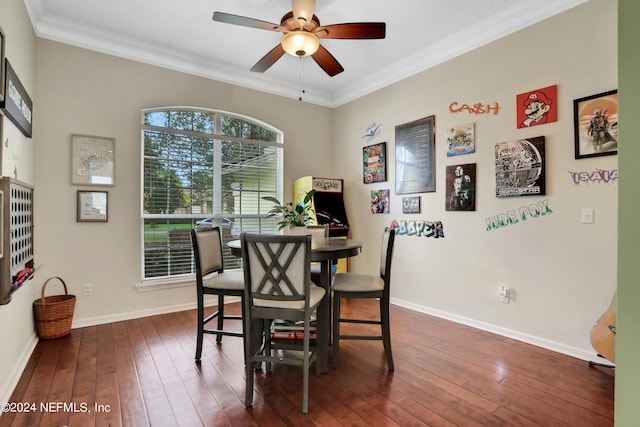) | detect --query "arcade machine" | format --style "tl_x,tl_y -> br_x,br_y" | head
294,176 -> 351,272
